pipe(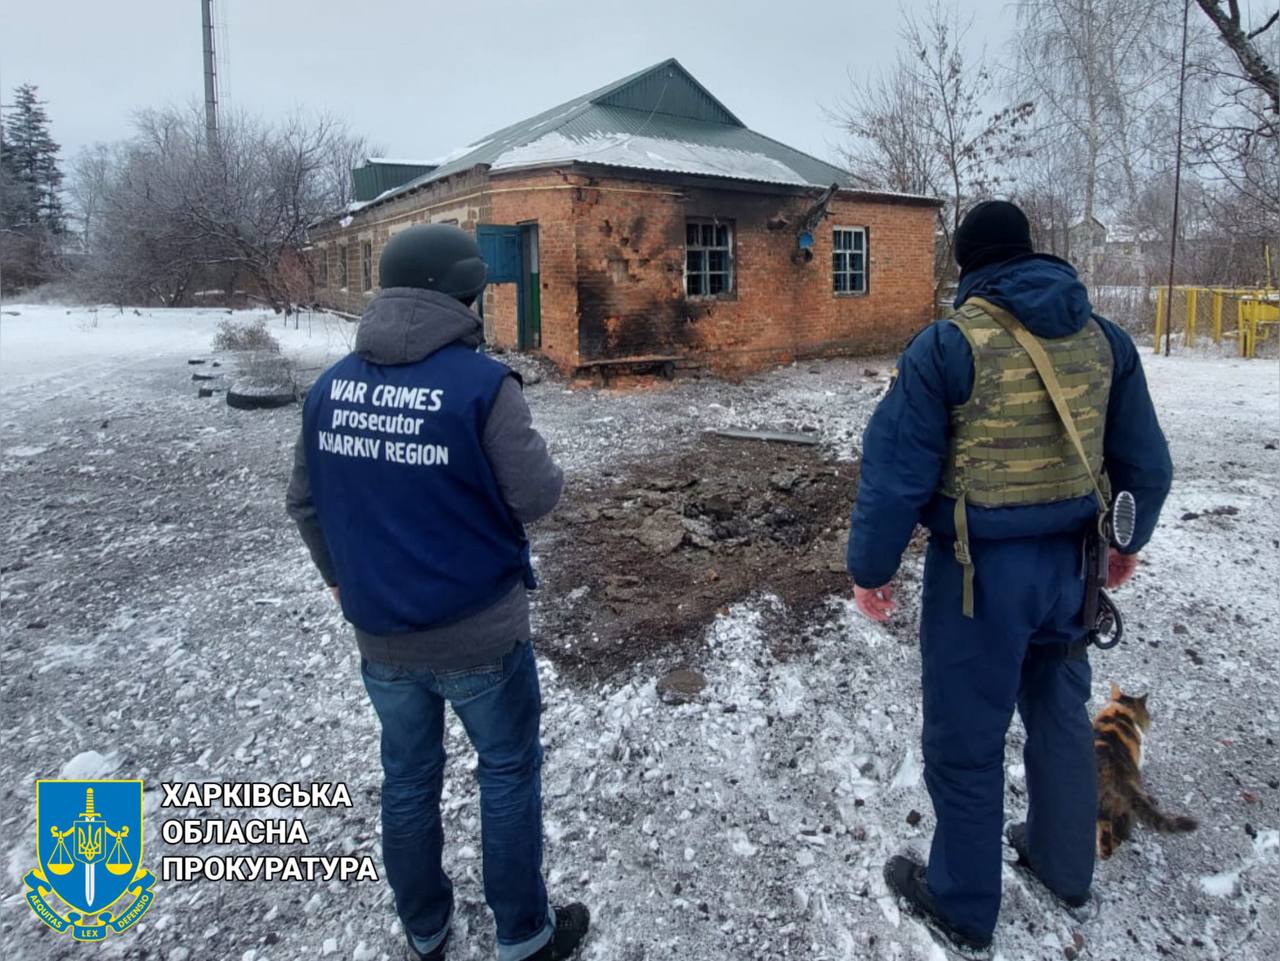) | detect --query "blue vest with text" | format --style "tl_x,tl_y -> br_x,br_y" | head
303,344 -> 533,635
